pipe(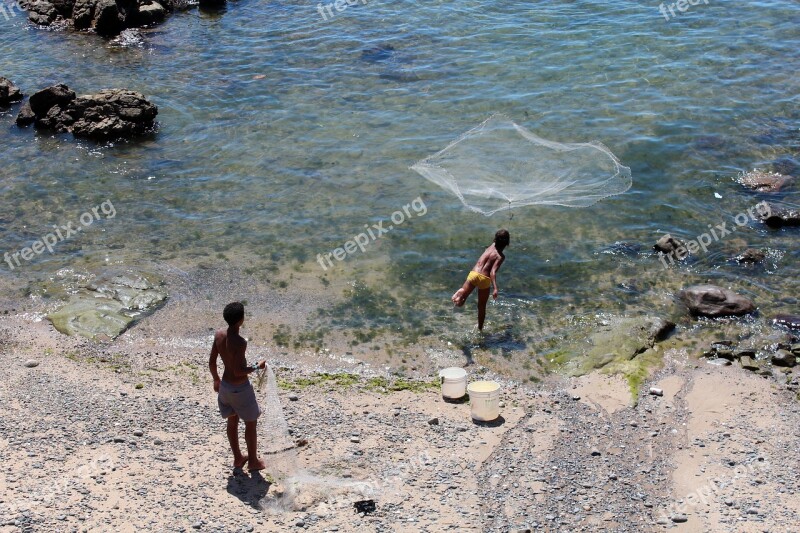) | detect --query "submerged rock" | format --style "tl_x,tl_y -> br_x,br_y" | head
0,77 -> 24,106
738,169 -> 793,192
17,85 -> 158,141
654,234 -> 685,258
47,271 -> 167,340
773,314 -> 800,330
735,248 -> 766,264
678,285 -> 756,318
585,316 -> 675,366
